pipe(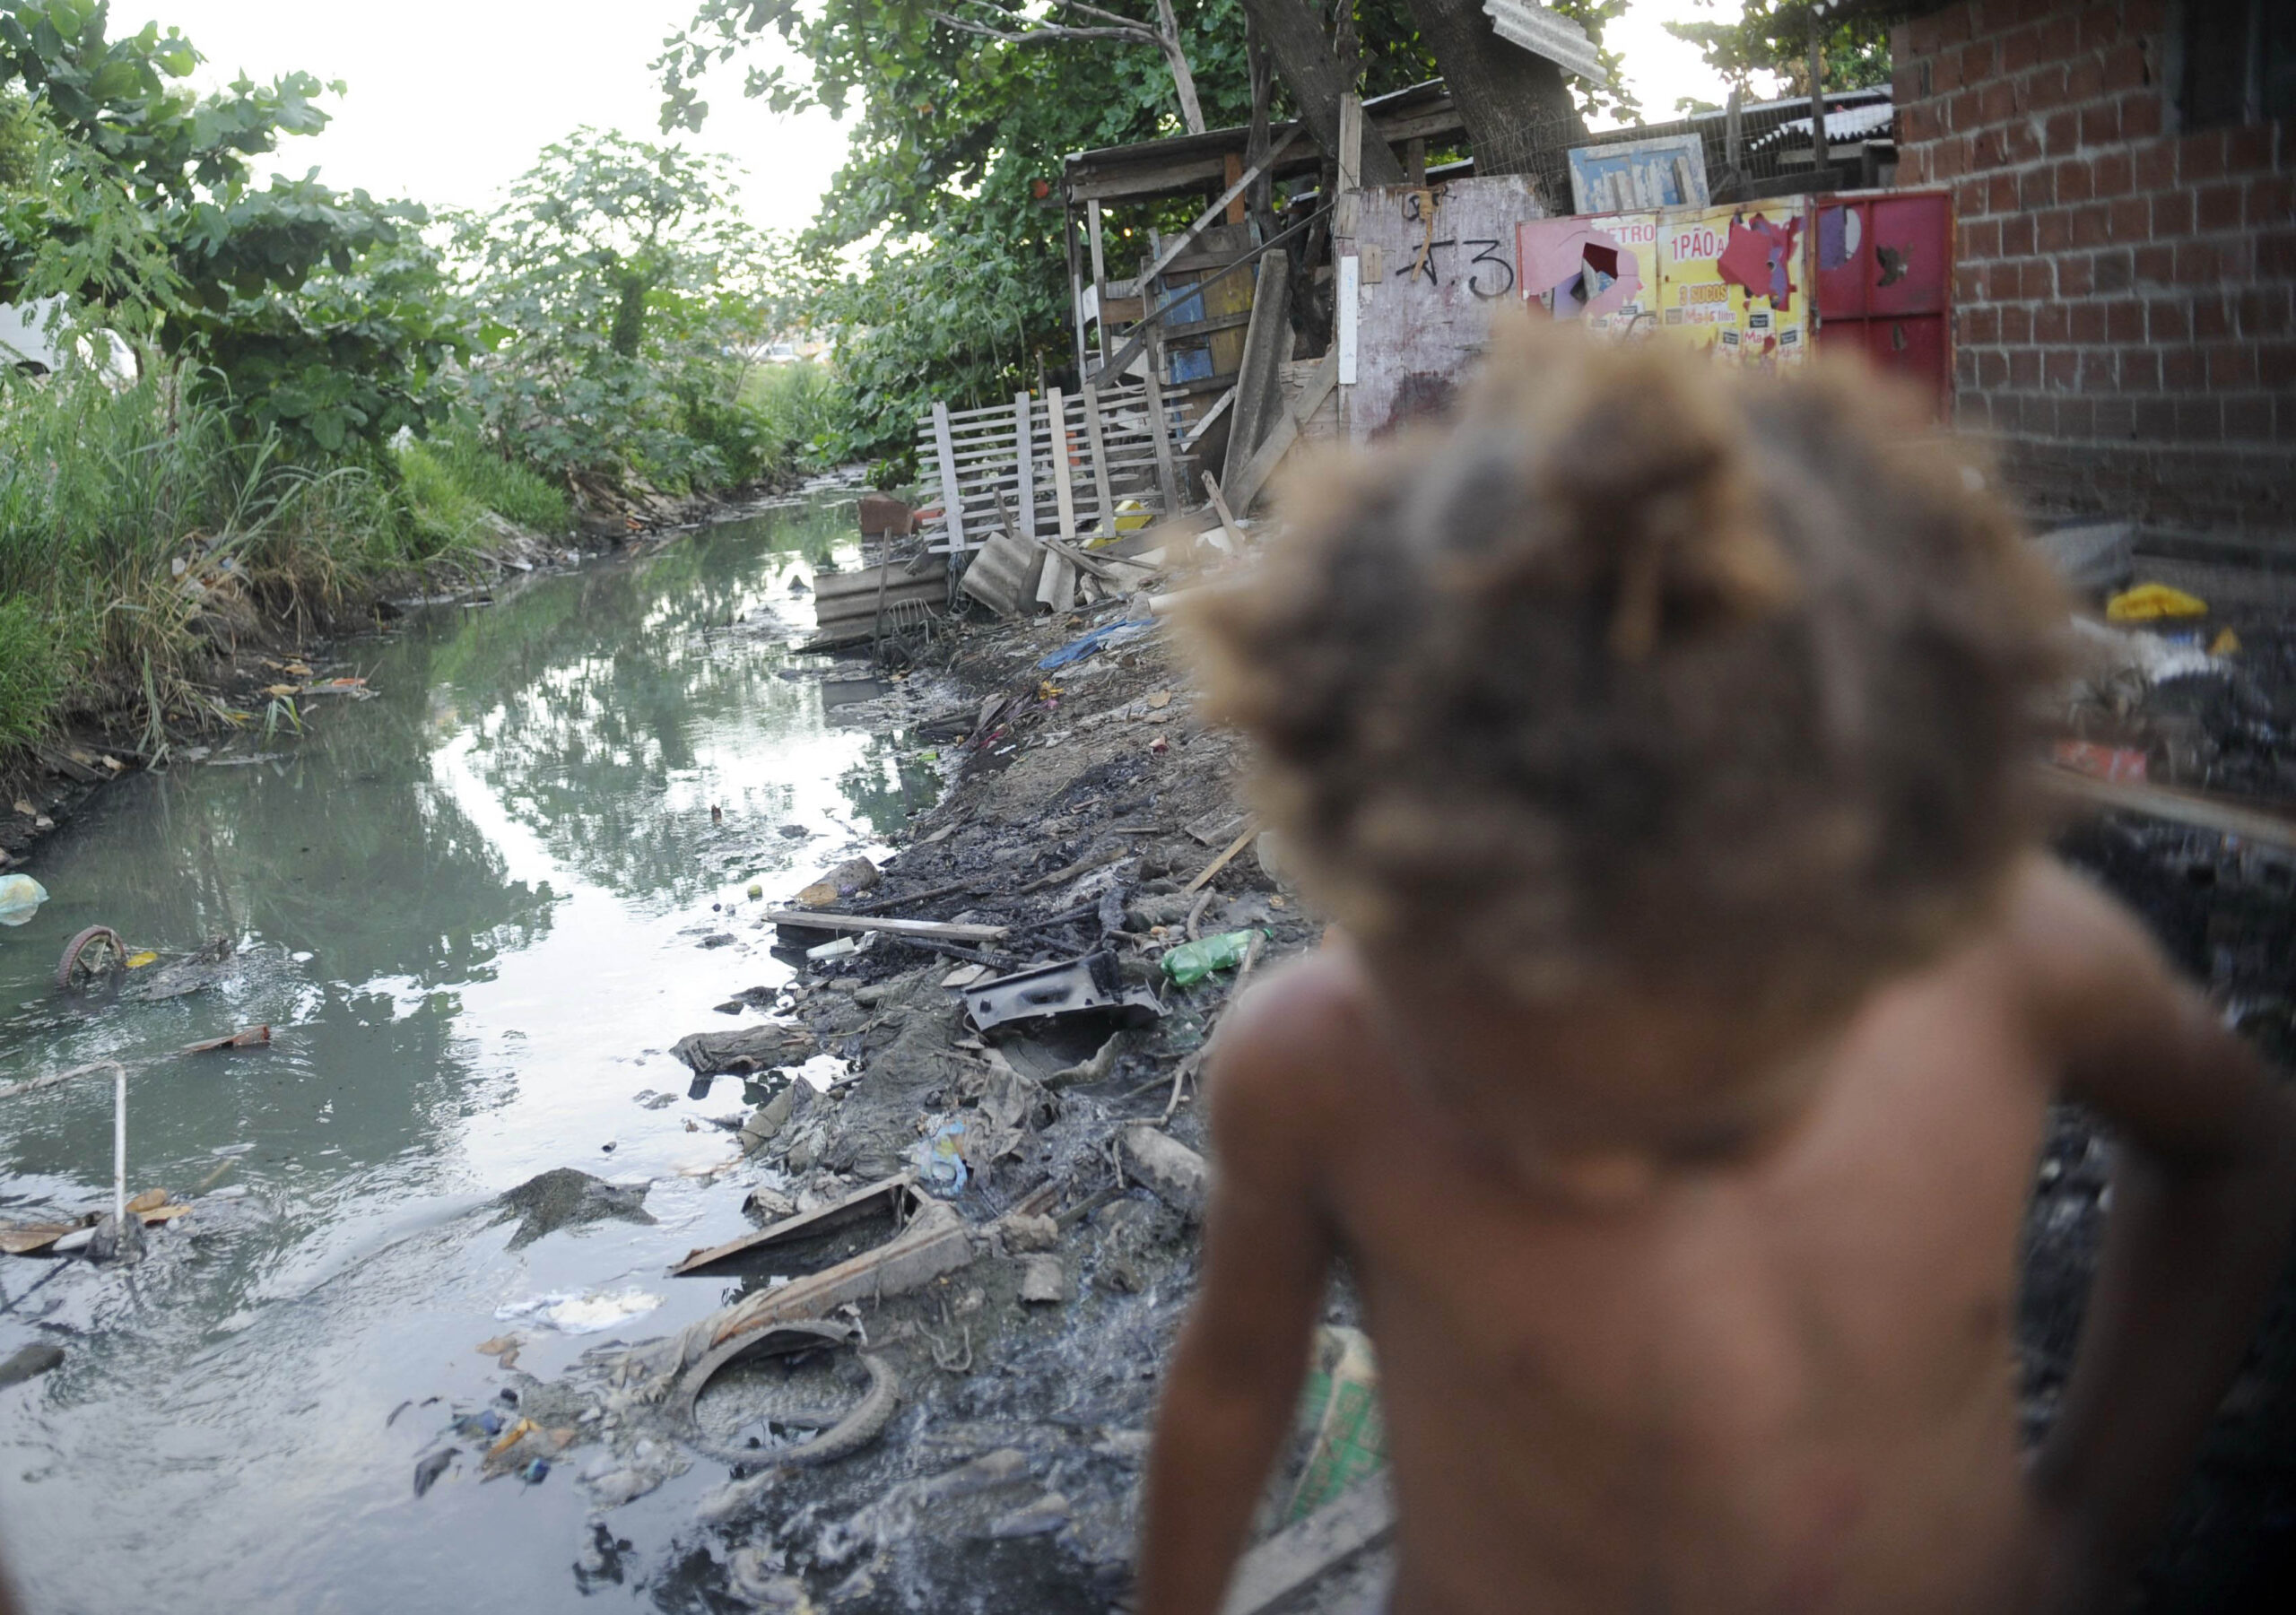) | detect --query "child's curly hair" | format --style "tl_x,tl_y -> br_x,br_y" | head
1182,320 -> 2066,1019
